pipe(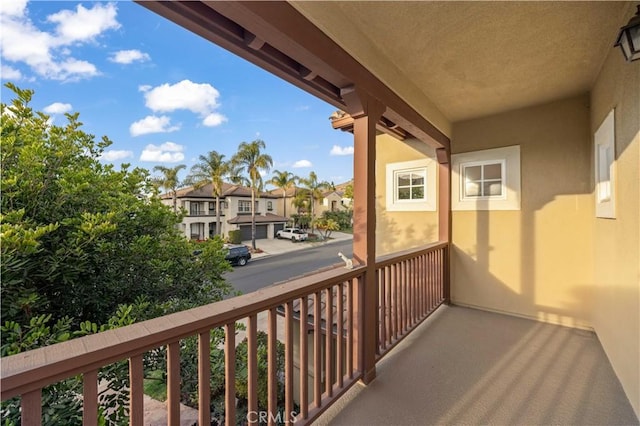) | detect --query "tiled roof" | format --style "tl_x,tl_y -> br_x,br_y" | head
161,182 -> 277,199
227,213 -> 288,224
